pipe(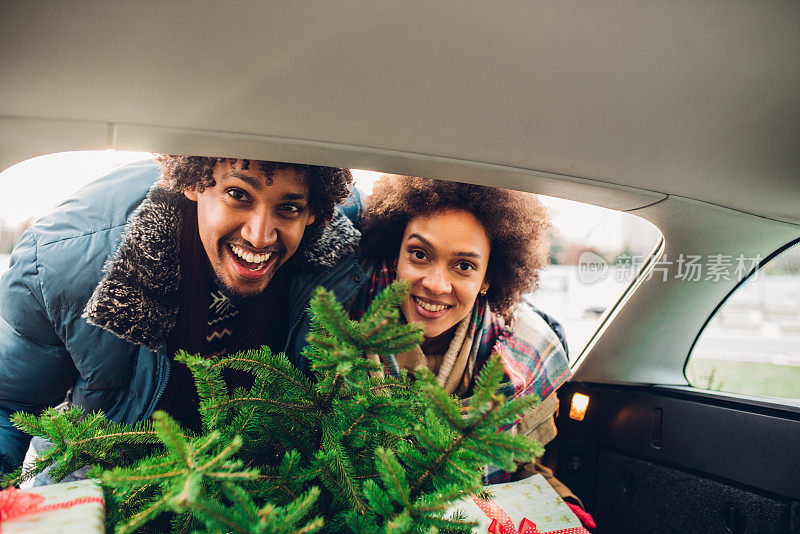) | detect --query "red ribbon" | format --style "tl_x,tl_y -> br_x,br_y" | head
566,502 -> 596,529
518,517 -> 539,533
473,495 -> 518,533
474,495 -> 542,533
0,485 -> 104,532
487,516 -> 539,534
0,487 -> 45,521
